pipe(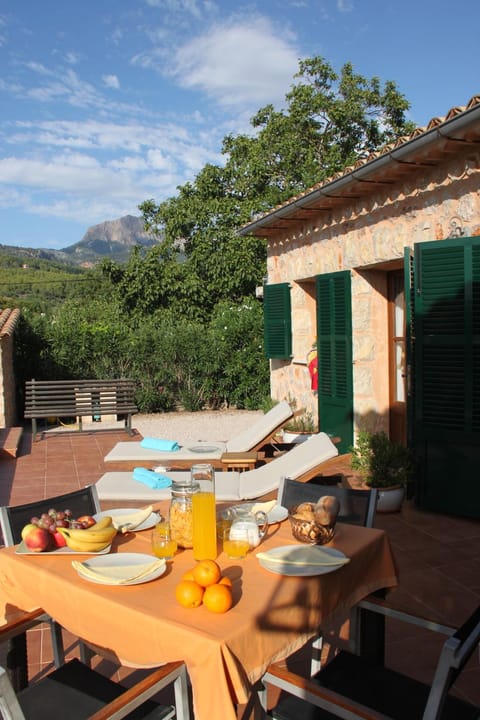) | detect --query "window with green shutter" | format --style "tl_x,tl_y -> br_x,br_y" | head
263,283 -> 292,359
